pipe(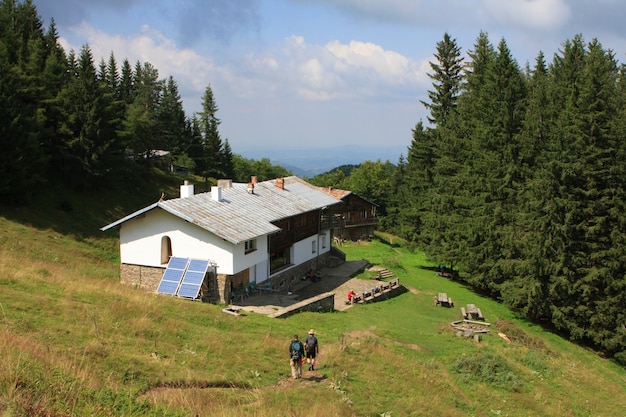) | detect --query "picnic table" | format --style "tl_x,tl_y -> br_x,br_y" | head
461,304 -> 484,320
435,292 -> 454,307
